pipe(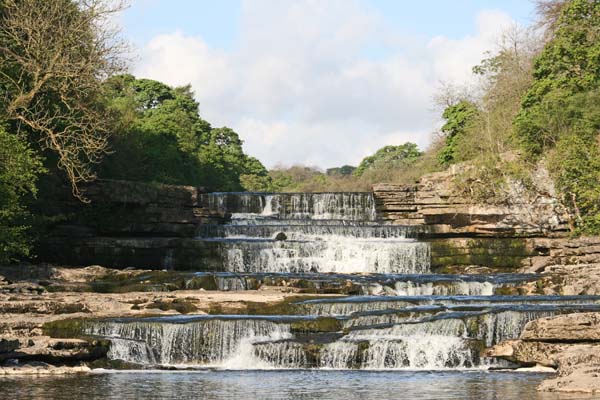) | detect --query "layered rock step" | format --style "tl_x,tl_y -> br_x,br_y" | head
18,188 -> 600,392
58,295 -> 600,369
